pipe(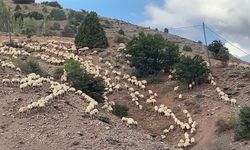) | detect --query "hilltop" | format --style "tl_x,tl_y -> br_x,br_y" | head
1,1 -> 250,150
